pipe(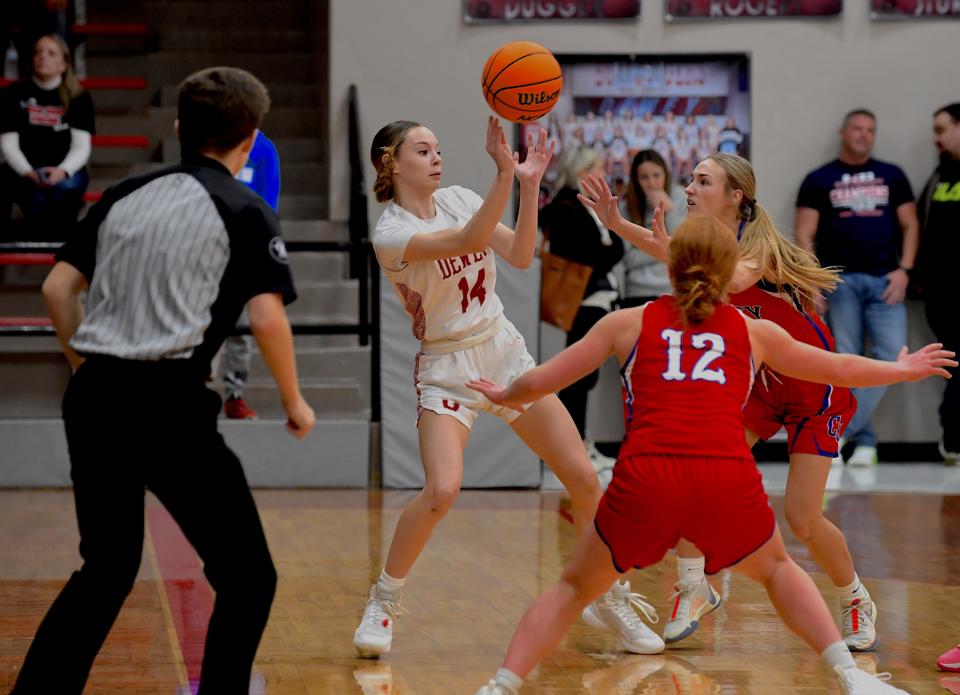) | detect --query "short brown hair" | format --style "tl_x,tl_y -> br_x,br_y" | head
177,67 -> 270,155
842,108 -> 876,127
